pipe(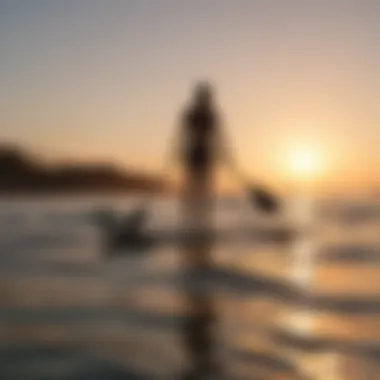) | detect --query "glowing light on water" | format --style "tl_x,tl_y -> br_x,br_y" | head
284,309 -> 315,335
280,196 -> 346,380
291,195 -> 316,287
292,237 -> 315,286
297,351 -> 343,380
281,195 -> 317,334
